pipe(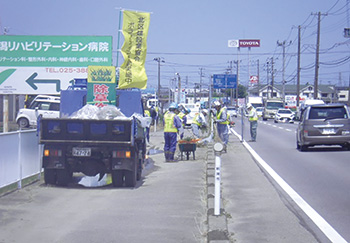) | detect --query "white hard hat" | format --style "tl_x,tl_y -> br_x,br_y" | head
246,103 -> 253,109
213,101 -> 221,107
